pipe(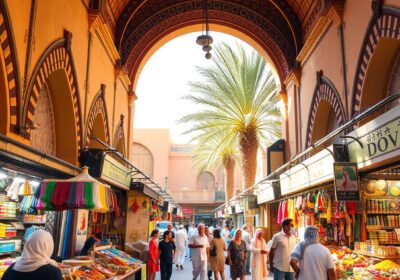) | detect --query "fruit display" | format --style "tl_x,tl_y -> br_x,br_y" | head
364,180 -> 400,197
329,246 -> 400,280
73,265 -> 106,280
